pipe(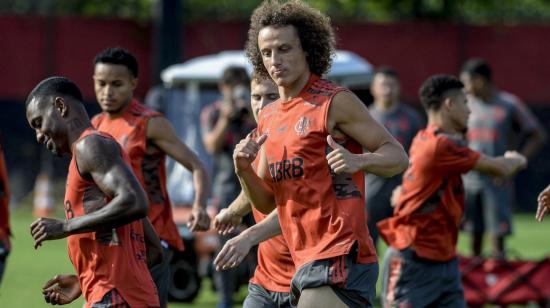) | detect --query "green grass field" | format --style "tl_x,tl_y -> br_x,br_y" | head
0,207 -> 548,307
